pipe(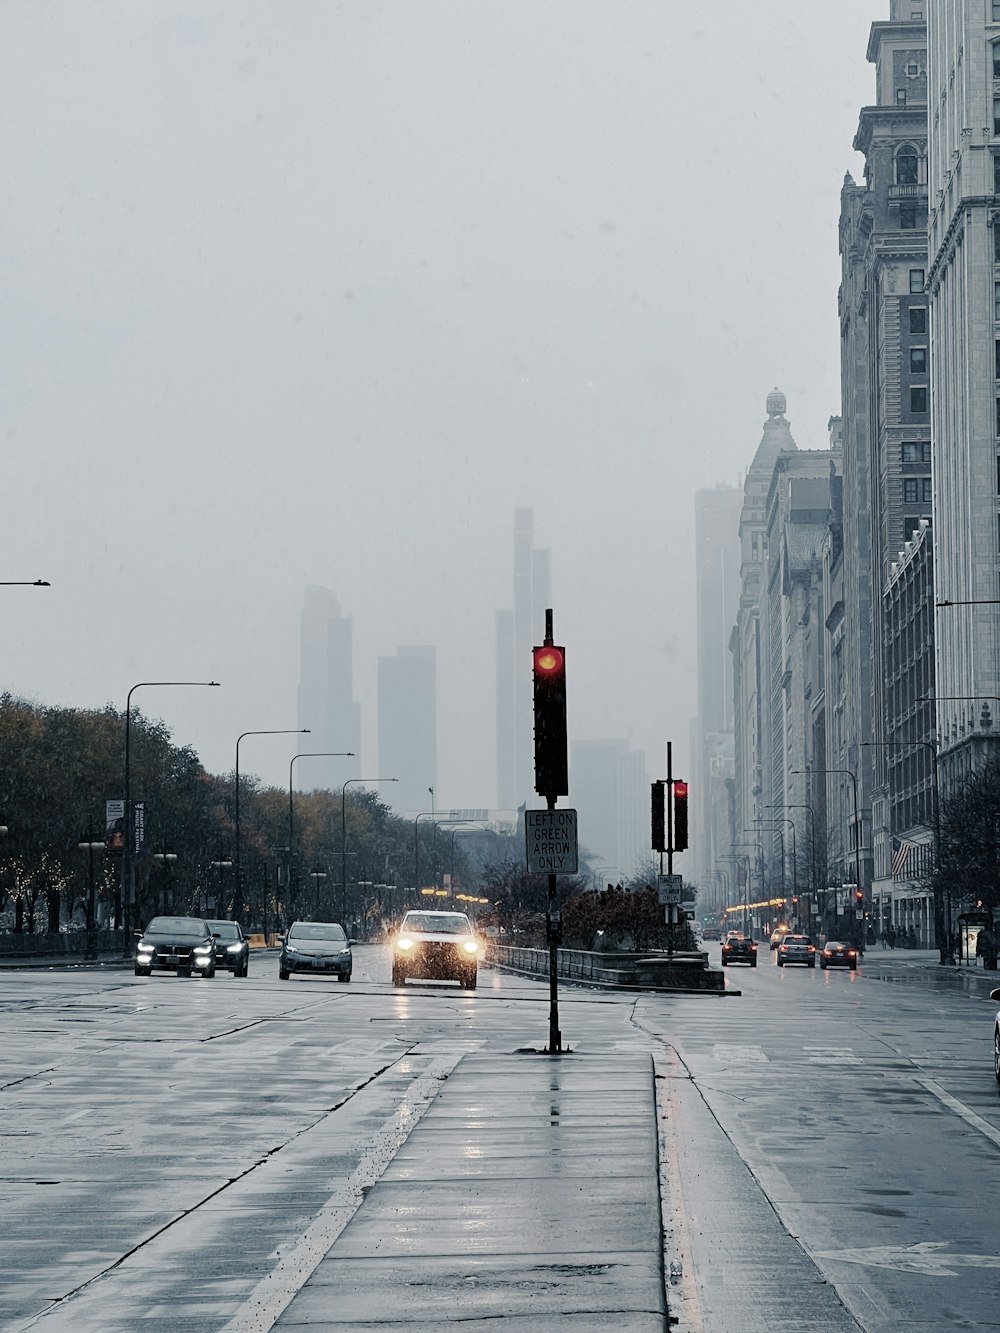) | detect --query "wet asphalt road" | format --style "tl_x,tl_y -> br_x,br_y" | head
1,944 -> 999,1331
